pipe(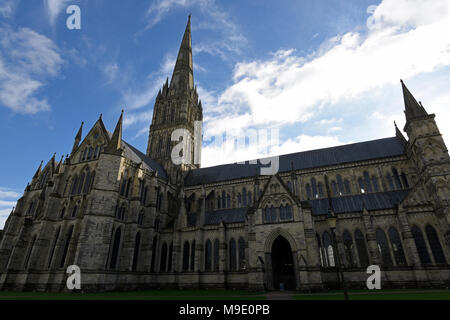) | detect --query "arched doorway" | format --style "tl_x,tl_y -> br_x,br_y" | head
271,236 -> 295,290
